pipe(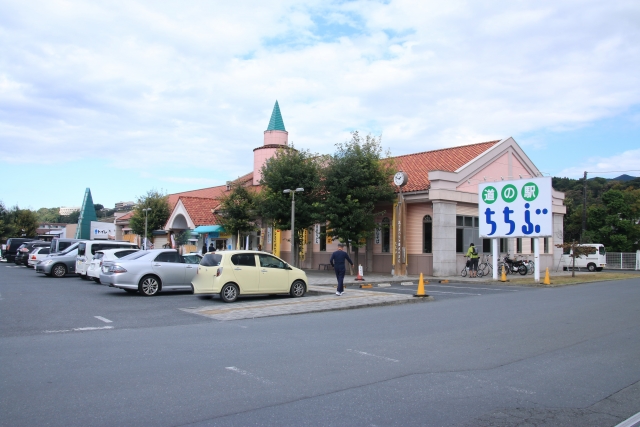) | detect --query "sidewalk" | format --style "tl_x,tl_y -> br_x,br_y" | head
303,268 -> 579,287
